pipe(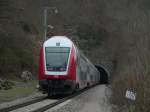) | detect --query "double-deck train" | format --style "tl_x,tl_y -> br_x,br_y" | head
38,36 -> 100,96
